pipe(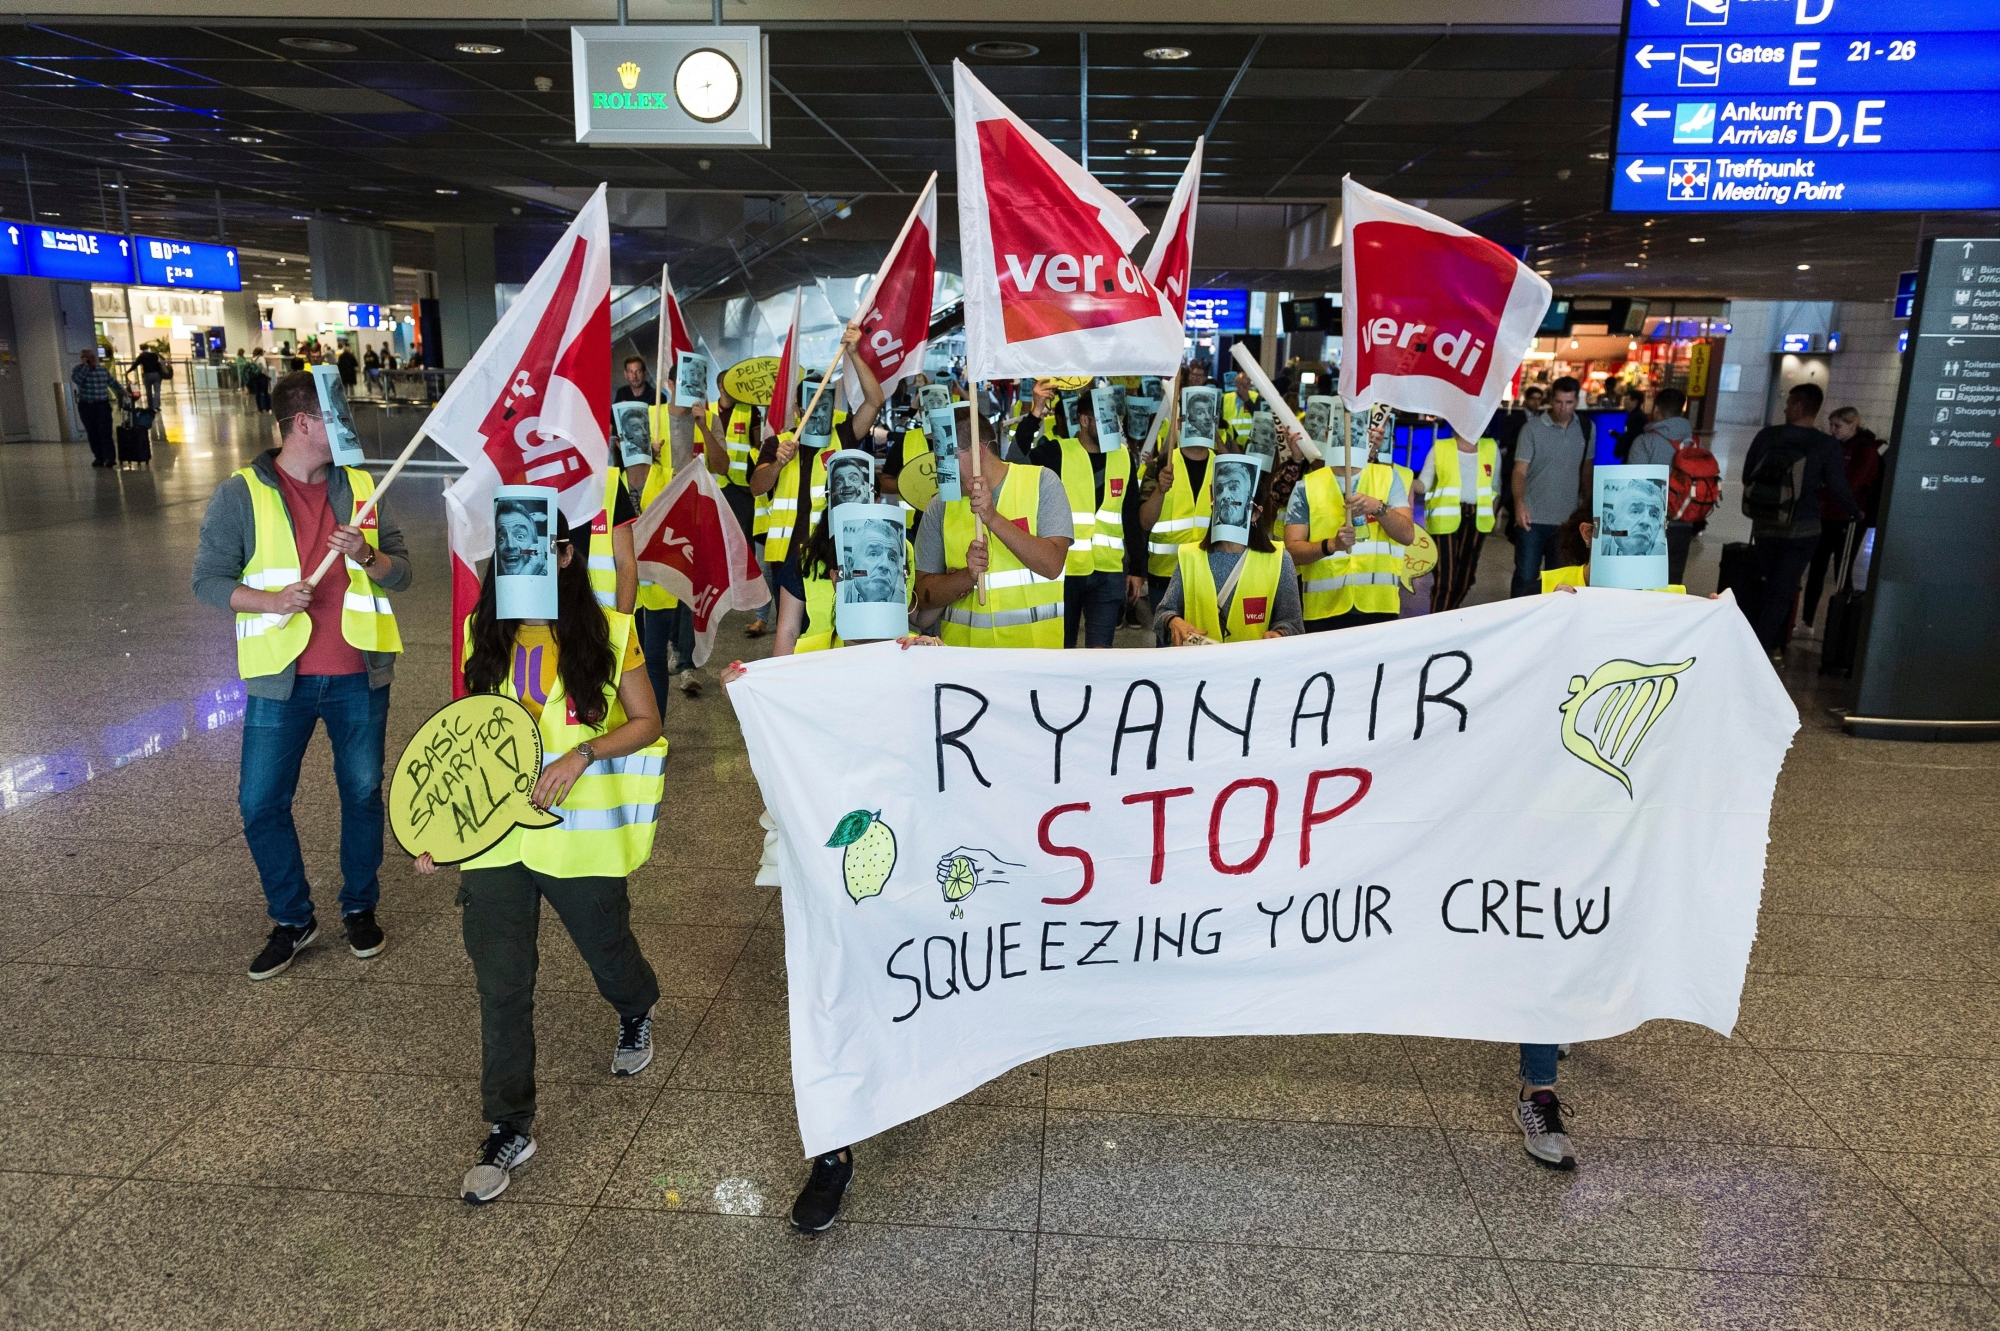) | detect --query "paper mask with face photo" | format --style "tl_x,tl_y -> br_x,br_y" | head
611,400 -> 653,468
1301,395 -> 1337,447
925,406 -> 961,502
917,383 -> 952,416
1589,464 -> 1672,589
492,485 -> 559,620
1208,456 -> 1260,544
673,351 -> 709,409
800,377 -> 836,445
824,449 -> 877,510
1180,385 -> 1220,449
1125,395 -> 1159,443
1090,387 -> 1123,445
311,364 -> 366,466
832,503 -> 911,643
1247,411 -> 1280,472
